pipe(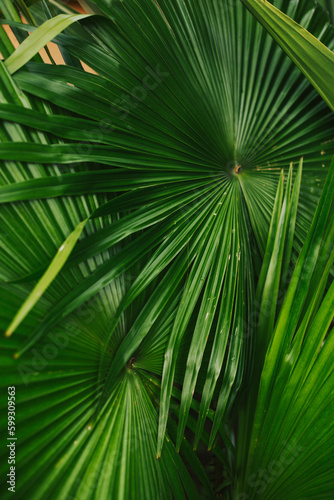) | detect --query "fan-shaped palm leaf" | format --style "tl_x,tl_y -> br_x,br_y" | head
0,0 -> 333,498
